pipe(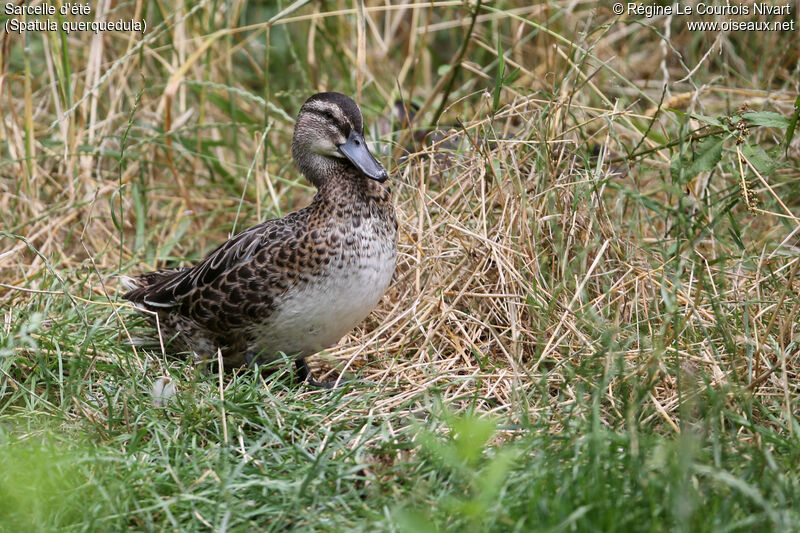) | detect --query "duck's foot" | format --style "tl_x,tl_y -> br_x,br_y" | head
295,358 -> 336,389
